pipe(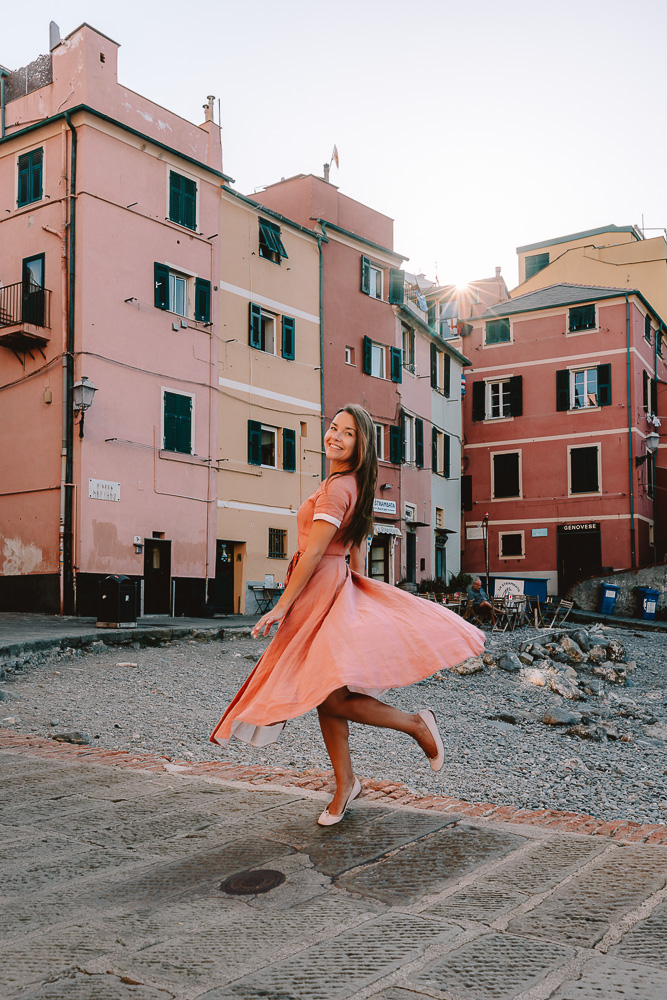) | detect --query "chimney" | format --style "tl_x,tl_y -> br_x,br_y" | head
49,21 -> 61,51
495,266 -> 501,278
203,95 -> 215,122
323,163 -> 330,183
